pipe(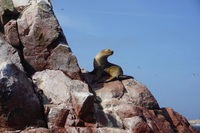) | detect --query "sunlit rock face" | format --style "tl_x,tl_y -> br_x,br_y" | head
83,73 -> 198,133
0,0 -> 199,132
1,0 -> 82,79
